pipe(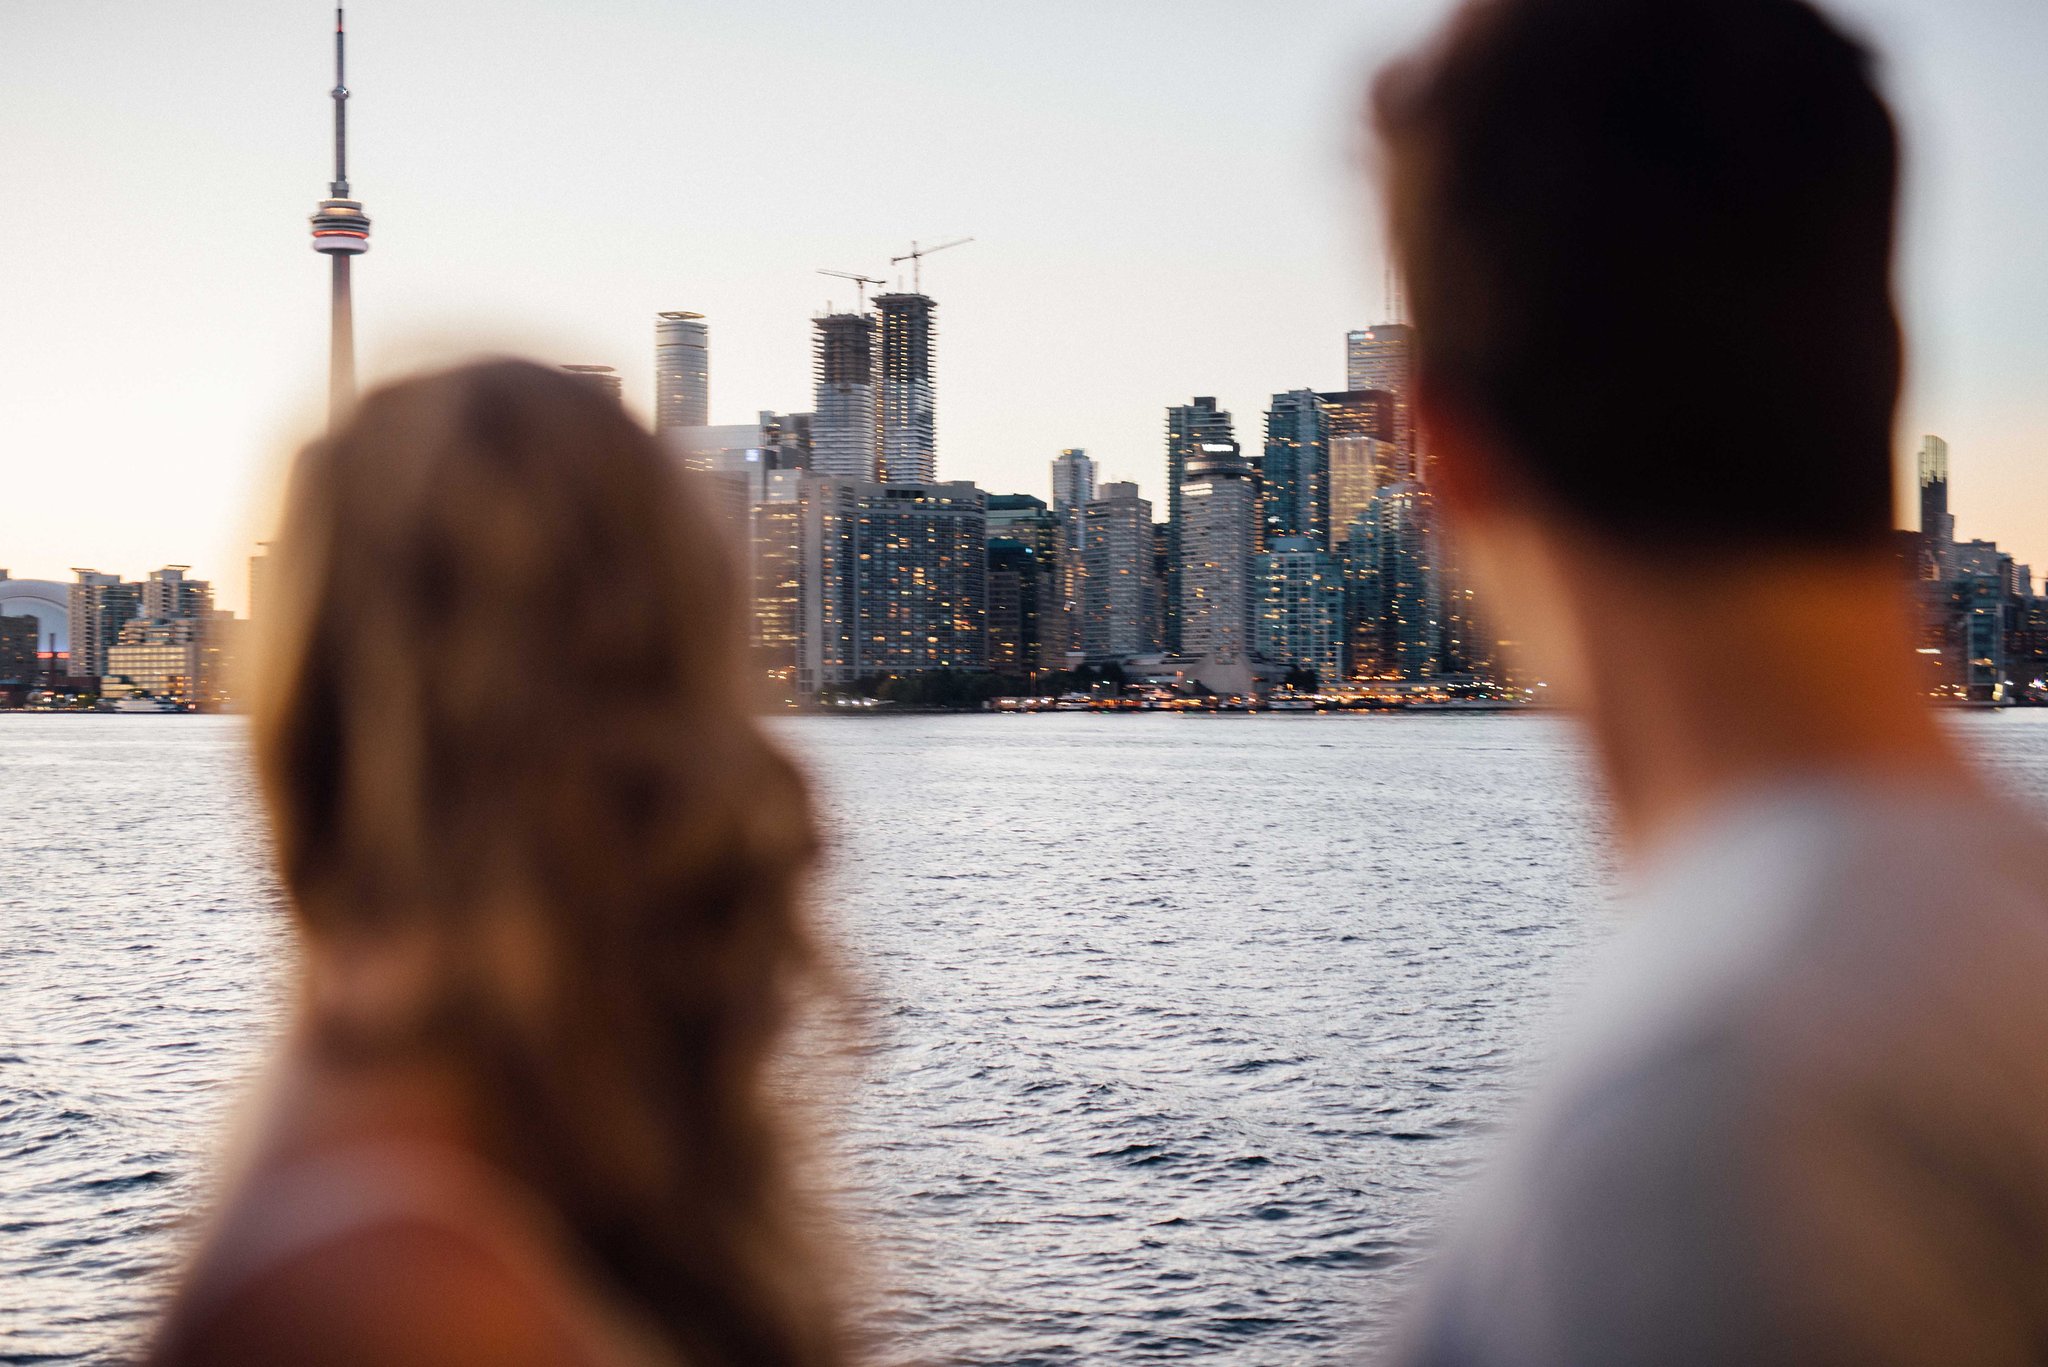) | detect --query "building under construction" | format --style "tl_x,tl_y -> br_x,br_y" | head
811,312 -> 876,479
874,292 -> 937,484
